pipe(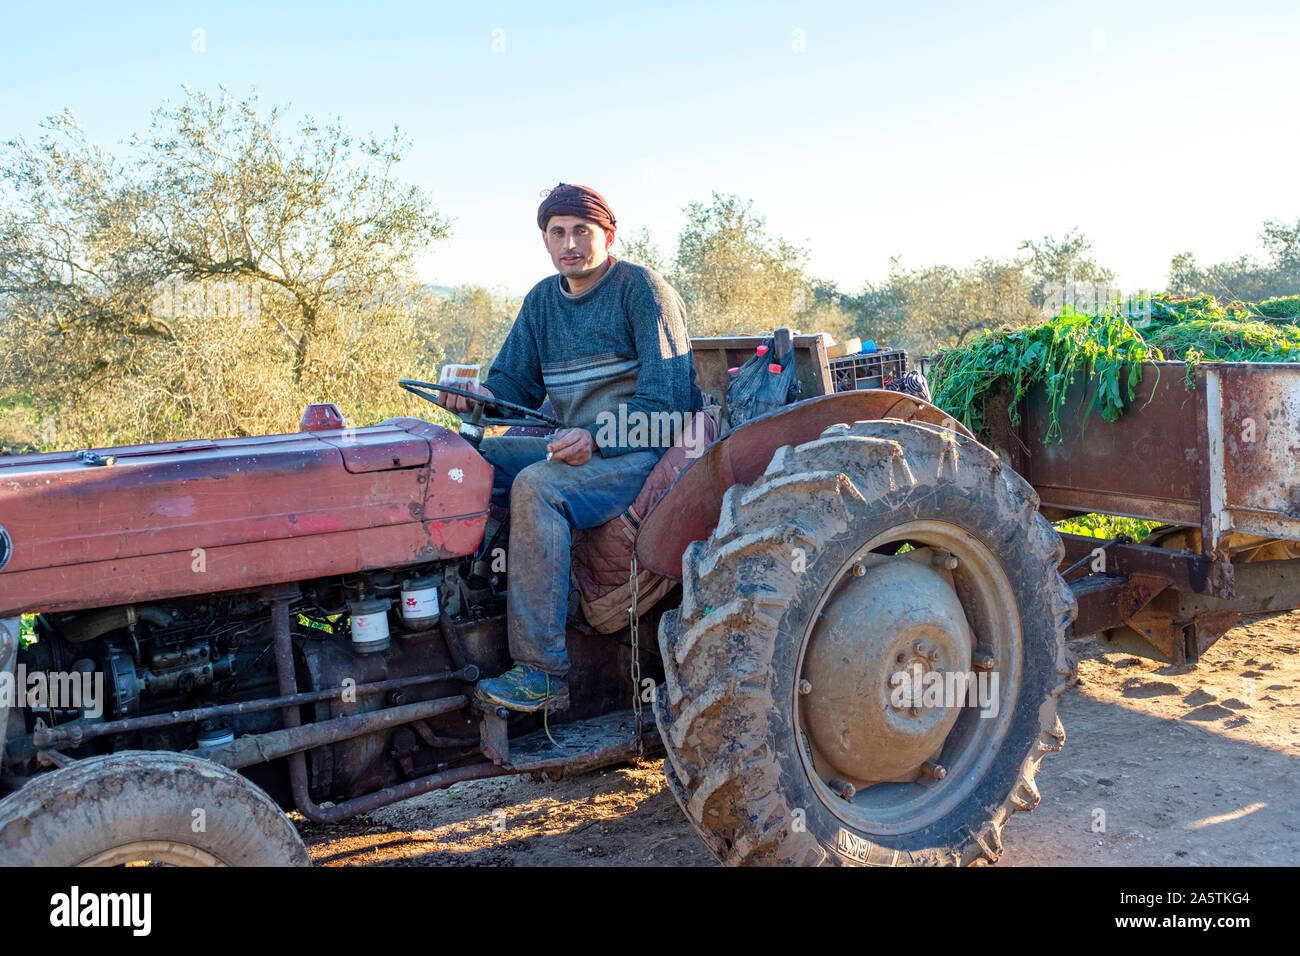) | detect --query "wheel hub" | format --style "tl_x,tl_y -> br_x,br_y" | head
800,555 -> 974,784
